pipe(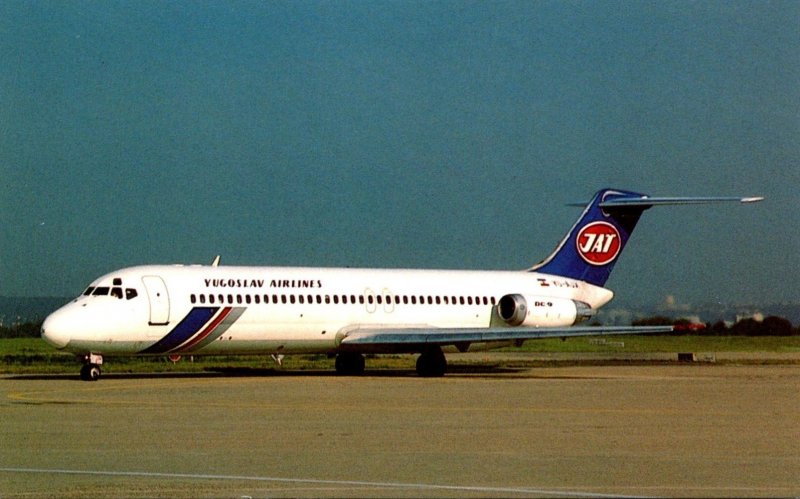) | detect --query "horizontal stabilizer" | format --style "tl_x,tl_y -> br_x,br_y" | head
599,196 -> 764,208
